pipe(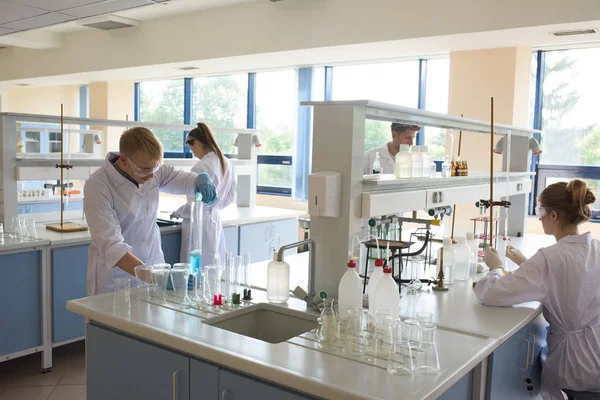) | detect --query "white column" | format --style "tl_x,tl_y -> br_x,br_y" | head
0,114 -> 18,225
